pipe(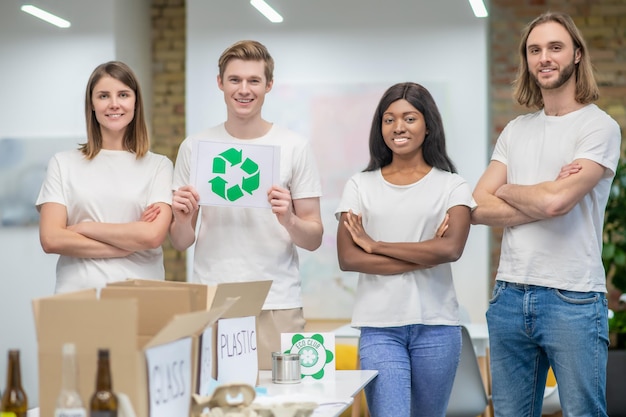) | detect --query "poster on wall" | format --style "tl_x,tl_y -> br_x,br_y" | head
0,137 -> 80,227
263,82 -> 448,319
